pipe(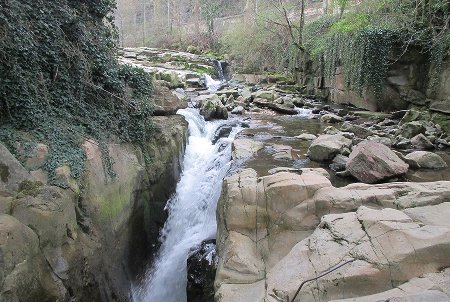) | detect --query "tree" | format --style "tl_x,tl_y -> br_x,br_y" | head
200,0 -> 219,39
